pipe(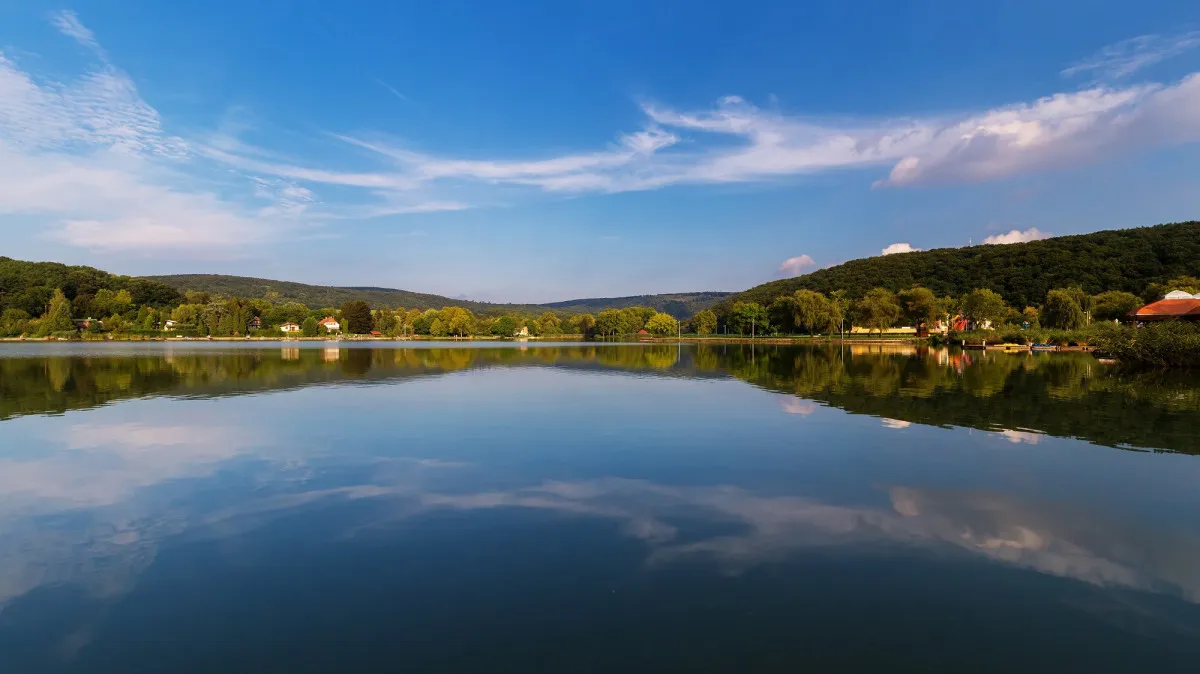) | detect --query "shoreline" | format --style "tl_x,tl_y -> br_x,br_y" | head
3,334 -> 927,346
